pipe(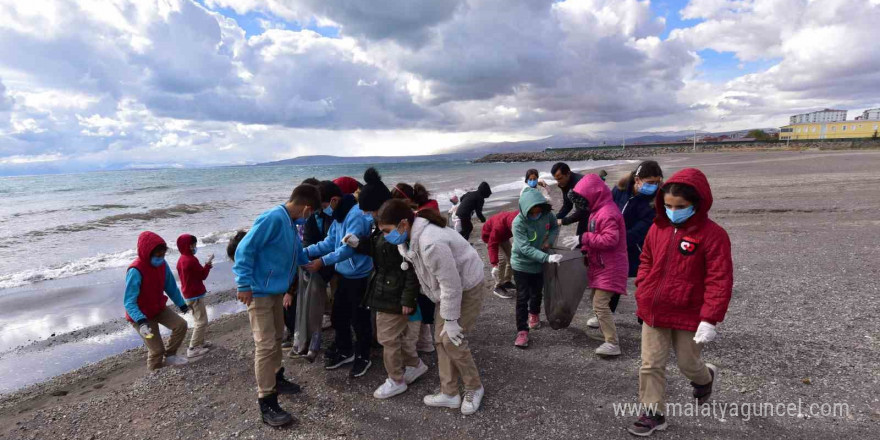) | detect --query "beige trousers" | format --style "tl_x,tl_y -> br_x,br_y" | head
247,294 -> 285,398
130,307 -> 188,370
639,324 -> 713,412
376,312 -> 421,382
434,285 -> 485,395
186,298 -> 209,348
496,241 -> 513,287
592,289 -> 619,345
